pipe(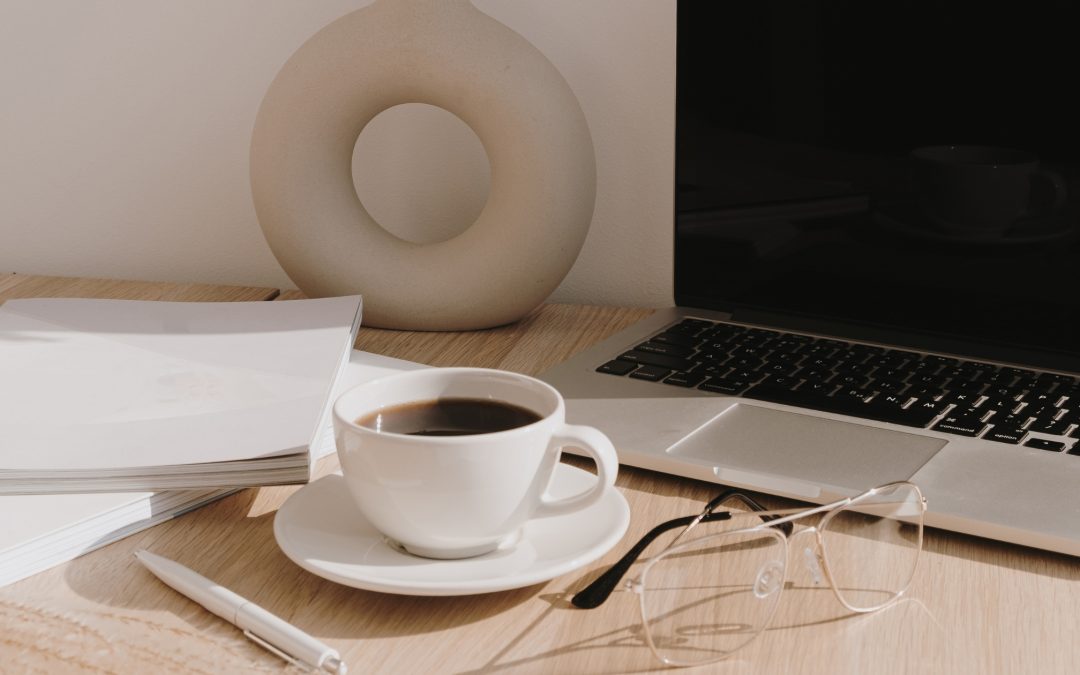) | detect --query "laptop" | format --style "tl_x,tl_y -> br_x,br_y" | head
540,1 -> 1080,556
